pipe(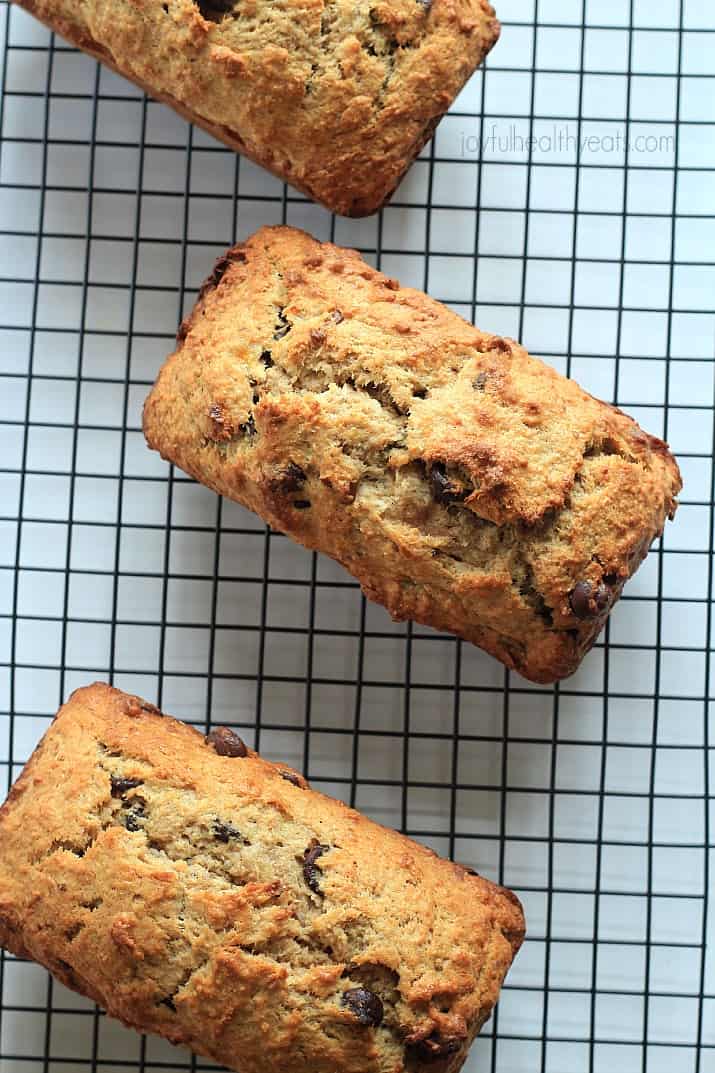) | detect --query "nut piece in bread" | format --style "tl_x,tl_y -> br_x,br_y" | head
0,682 -> 524,1073
14,0 -> 500,216
143,226 -> 681,684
